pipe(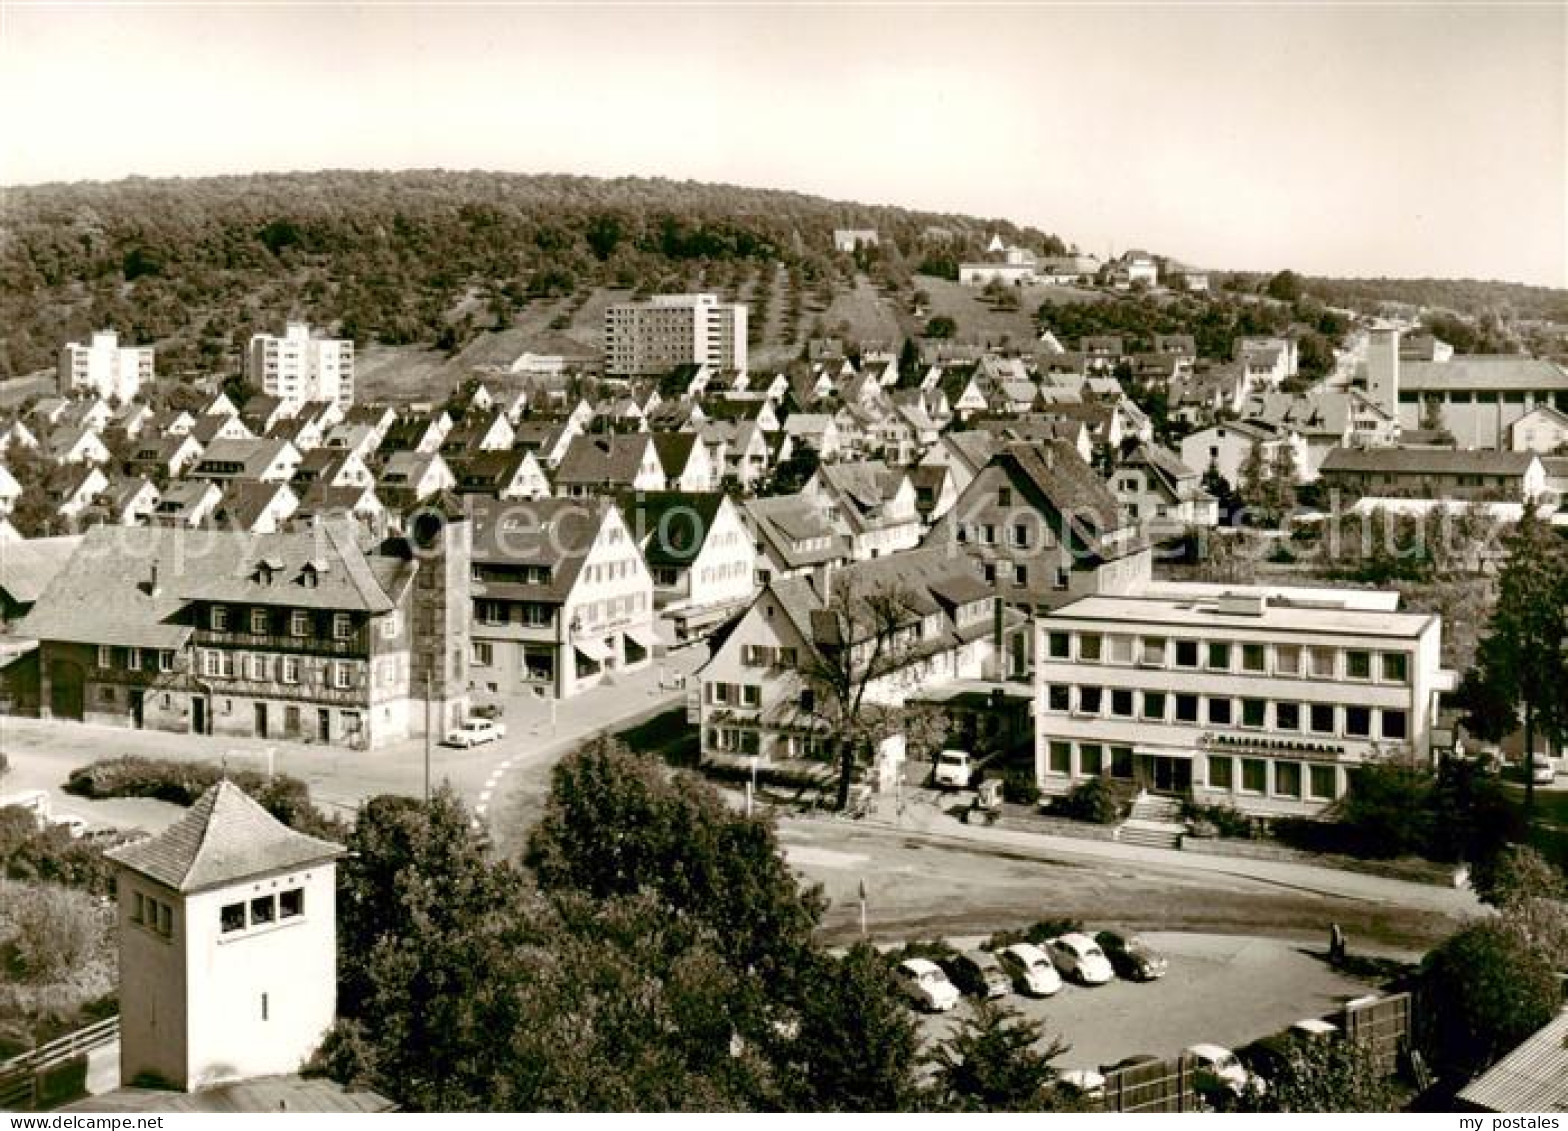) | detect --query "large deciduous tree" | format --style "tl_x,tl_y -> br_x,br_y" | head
1421,918 -> 1560,1078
